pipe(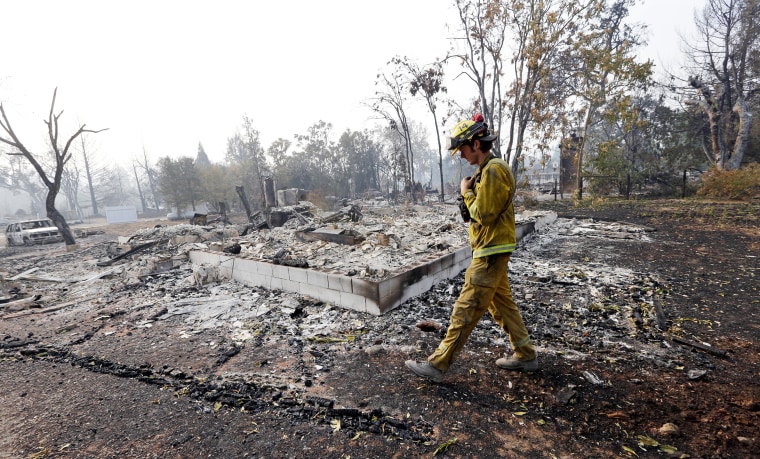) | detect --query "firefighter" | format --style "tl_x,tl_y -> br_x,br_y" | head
405,114 -> 537,383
